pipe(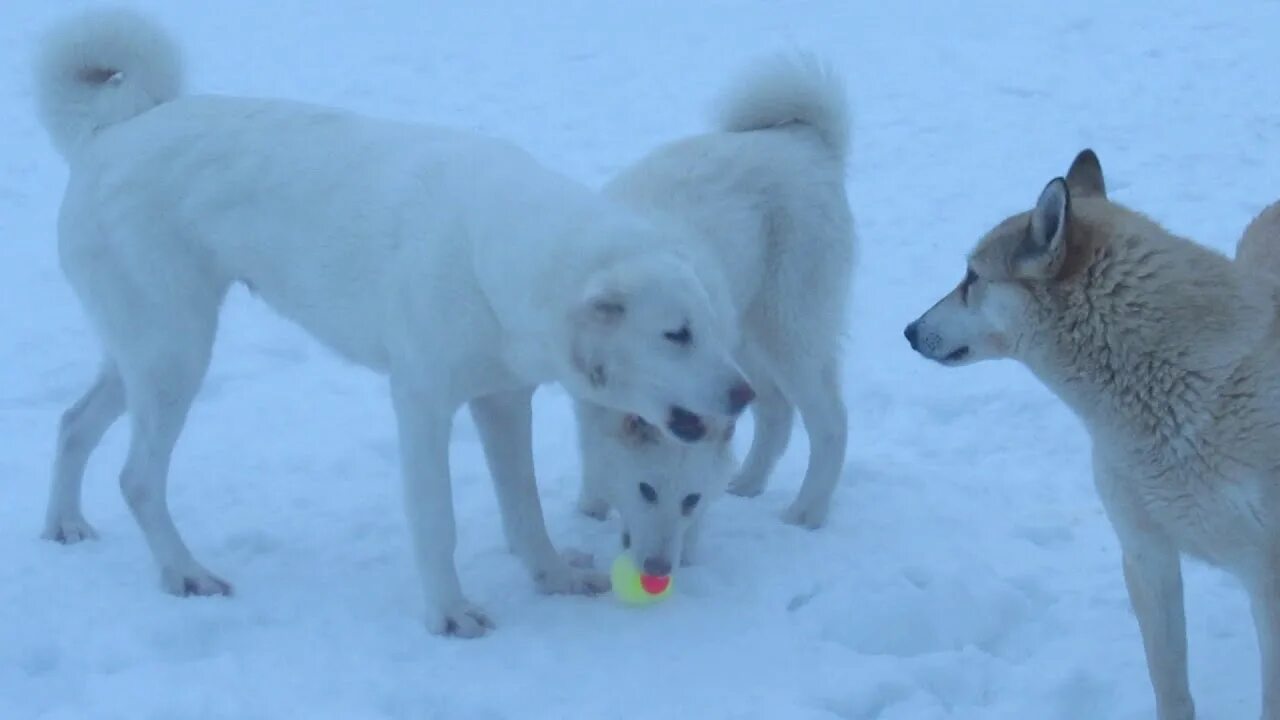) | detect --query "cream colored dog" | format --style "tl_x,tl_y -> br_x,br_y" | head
908,149 -> 1280,720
